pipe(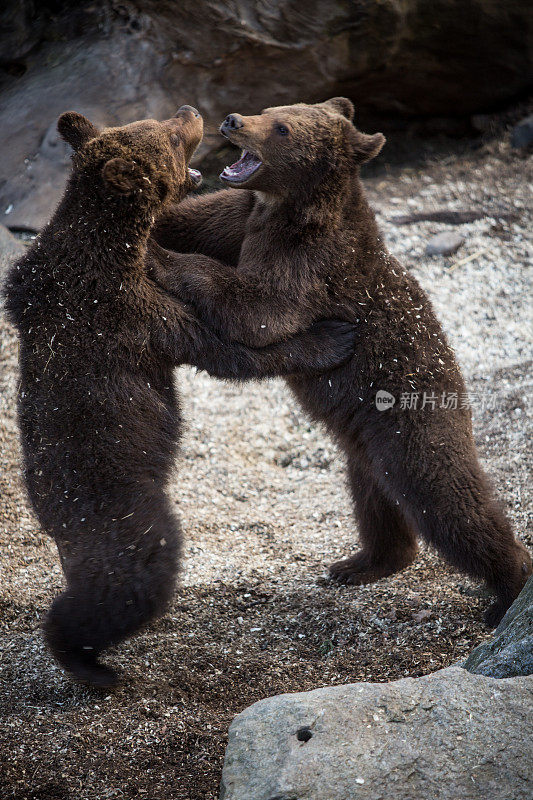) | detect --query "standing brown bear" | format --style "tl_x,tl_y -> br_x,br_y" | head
2,106 -> 357,687
151,98 -> 531,627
